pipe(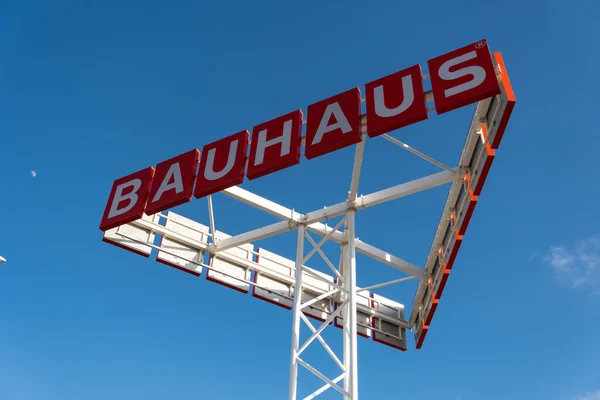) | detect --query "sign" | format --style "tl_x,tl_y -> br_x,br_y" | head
99,39 -> 501,232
